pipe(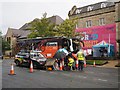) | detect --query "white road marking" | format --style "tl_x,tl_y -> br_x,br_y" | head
98,79 -> 108,82
40,70 -> 47,73
78,76 -> 87,79
49,72 -> 57,74
62,73 -> 71,77
85,71 -> 94,74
